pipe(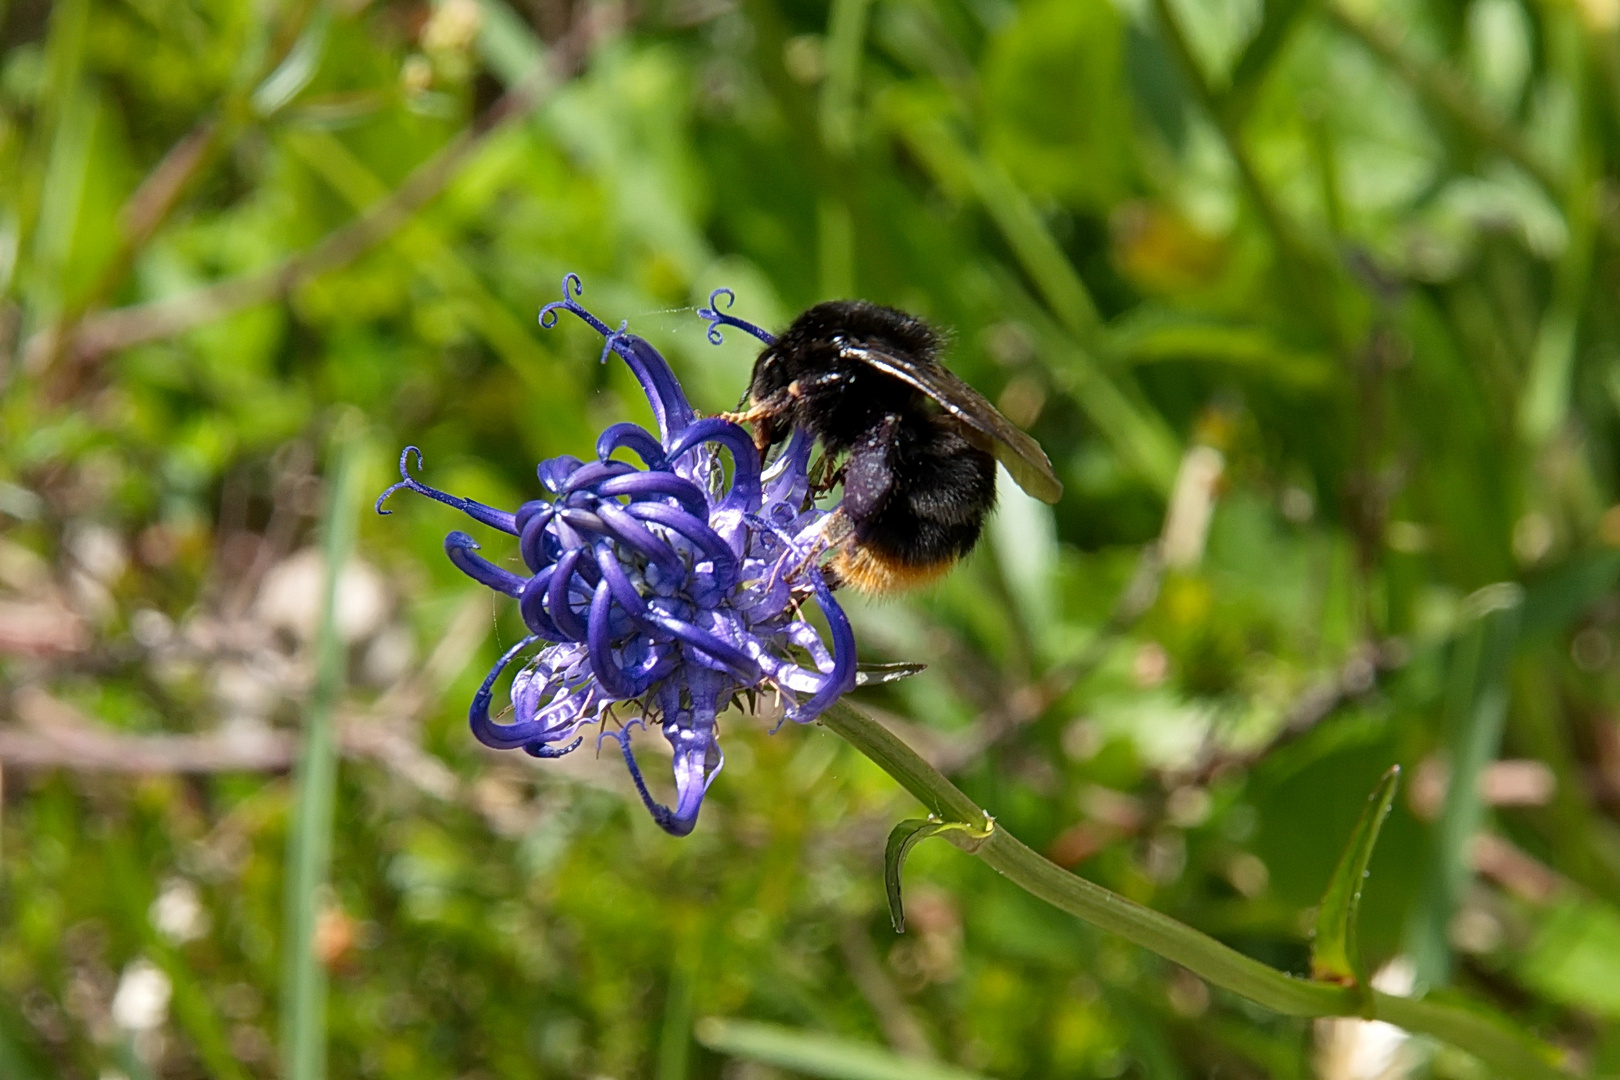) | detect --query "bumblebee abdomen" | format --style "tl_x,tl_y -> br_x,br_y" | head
836,433 -> 997,596
830,545 -> 958,596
